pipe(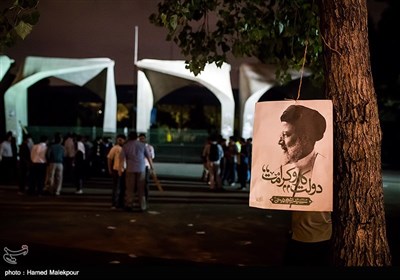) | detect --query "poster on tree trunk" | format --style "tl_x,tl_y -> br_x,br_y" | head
249,100 -> 333,211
